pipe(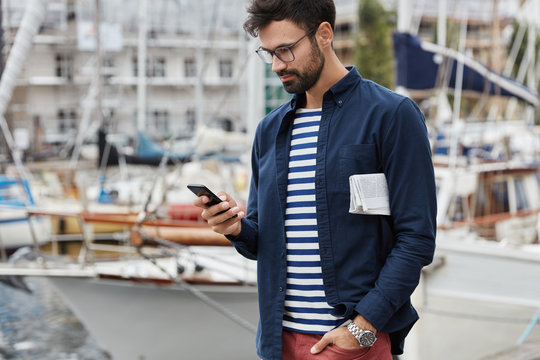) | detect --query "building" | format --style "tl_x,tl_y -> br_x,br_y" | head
2,0 -> 254,158
1,0 -> 363,159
